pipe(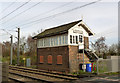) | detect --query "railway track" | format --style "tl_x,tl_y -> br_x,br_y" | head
9,65 -> 79,83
